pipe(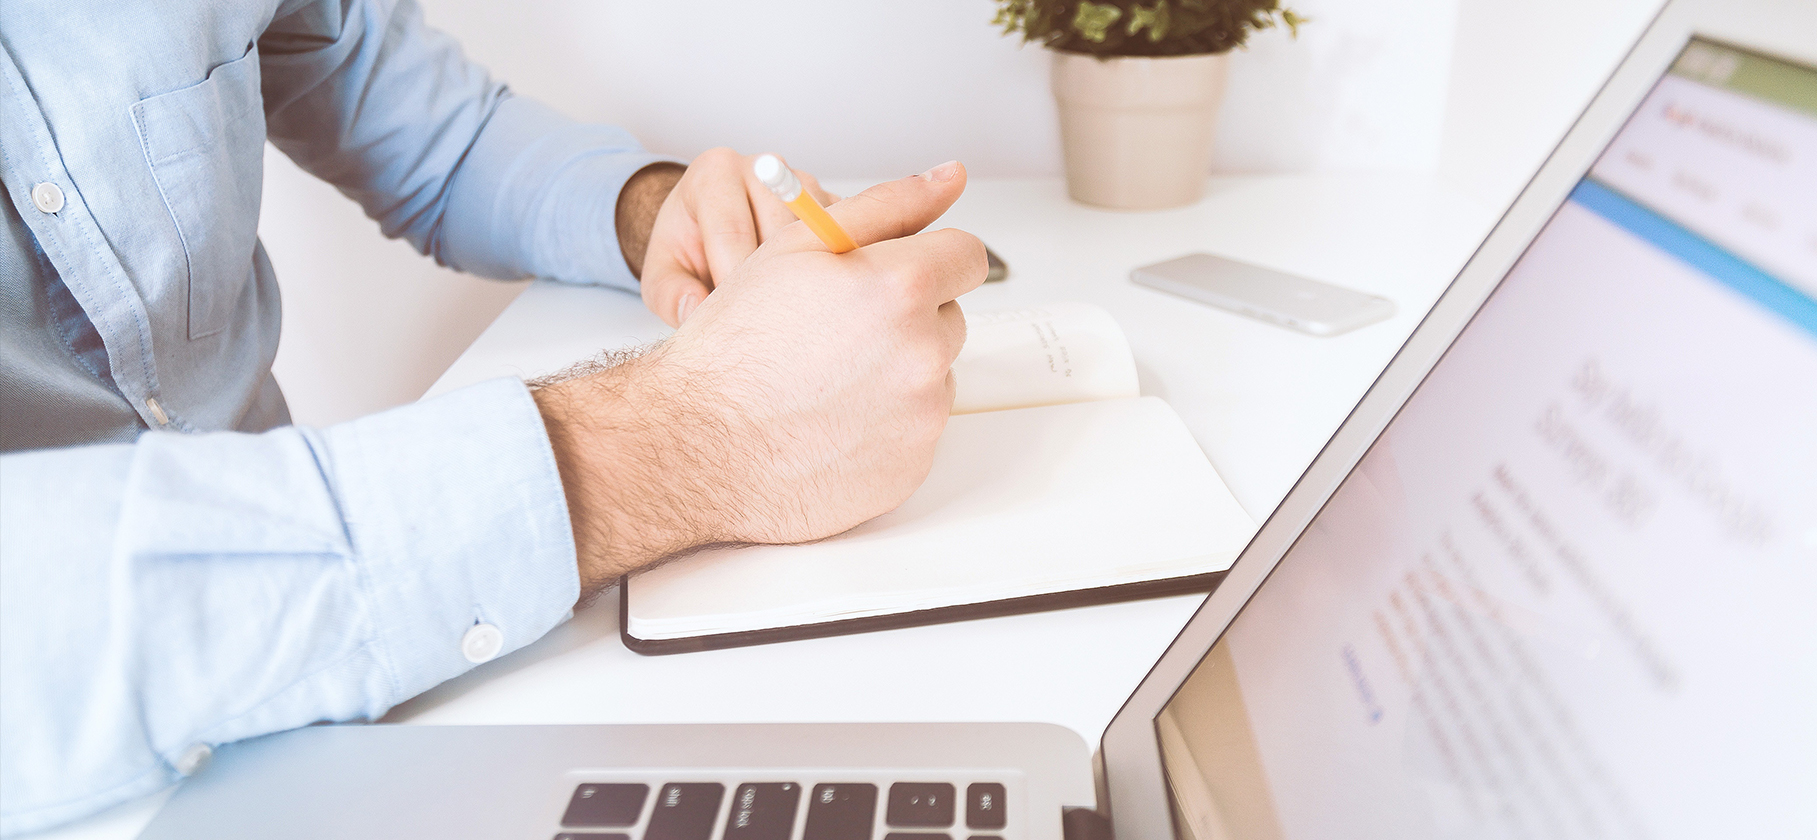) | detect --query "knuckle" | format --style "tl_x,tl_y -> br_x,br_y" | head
881,266 -> 924,309
915,337 -> 954,382
908,335 -> 942,370
699,146 -> 741,167
943,229 -> 990,272
916,395 -> 952,439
